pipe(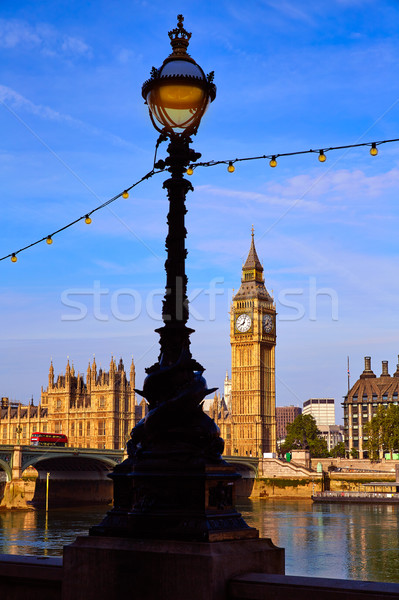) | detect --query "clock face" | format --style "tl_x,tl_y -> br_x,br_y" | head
235,313 -> 252,333
263,314 -> 273,333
